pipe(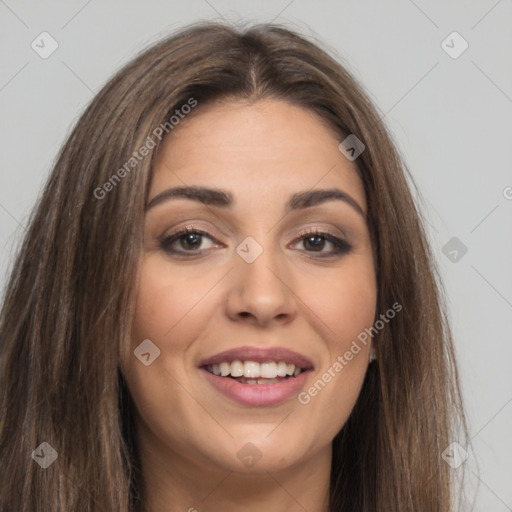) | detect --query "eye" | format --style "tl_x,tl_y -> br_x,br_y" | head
292,228 -> 352,258
159,225 -> 352,259
160,225 -> 220,256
